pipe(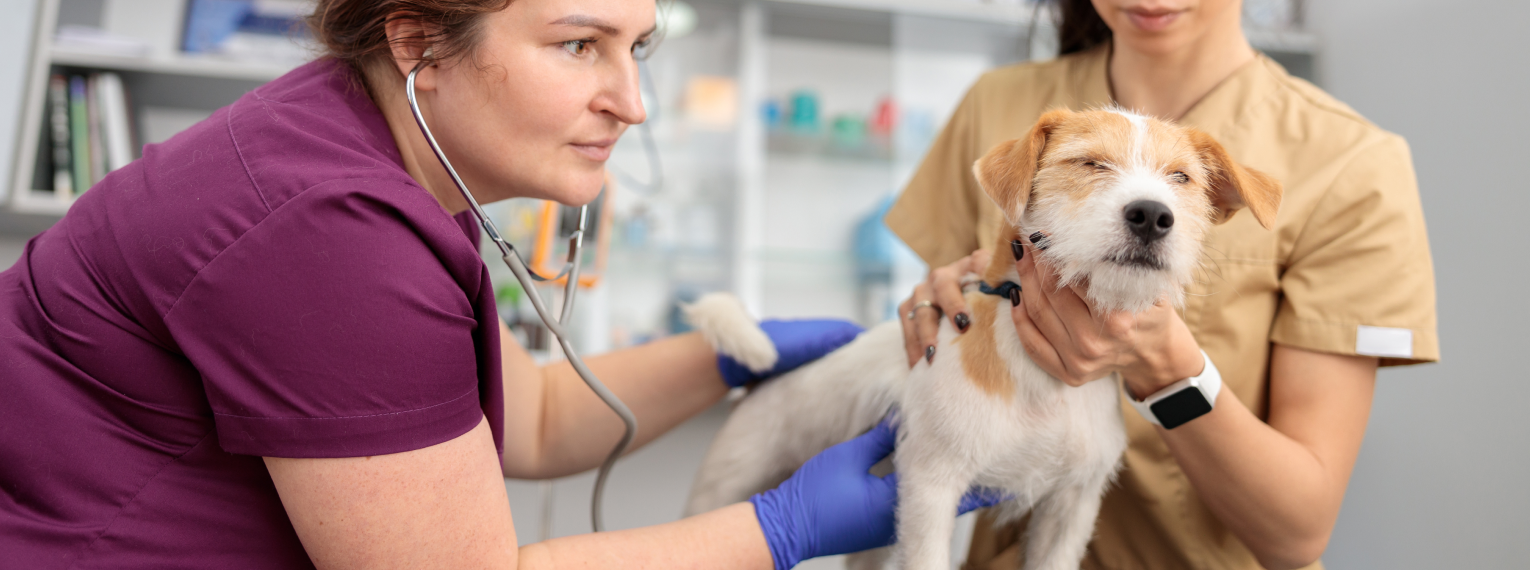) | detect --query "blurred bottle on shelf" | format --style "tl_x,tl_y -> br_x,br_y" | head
787,90 -> 820,134
829,115 -> 866,153
760,98 -> 783,130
